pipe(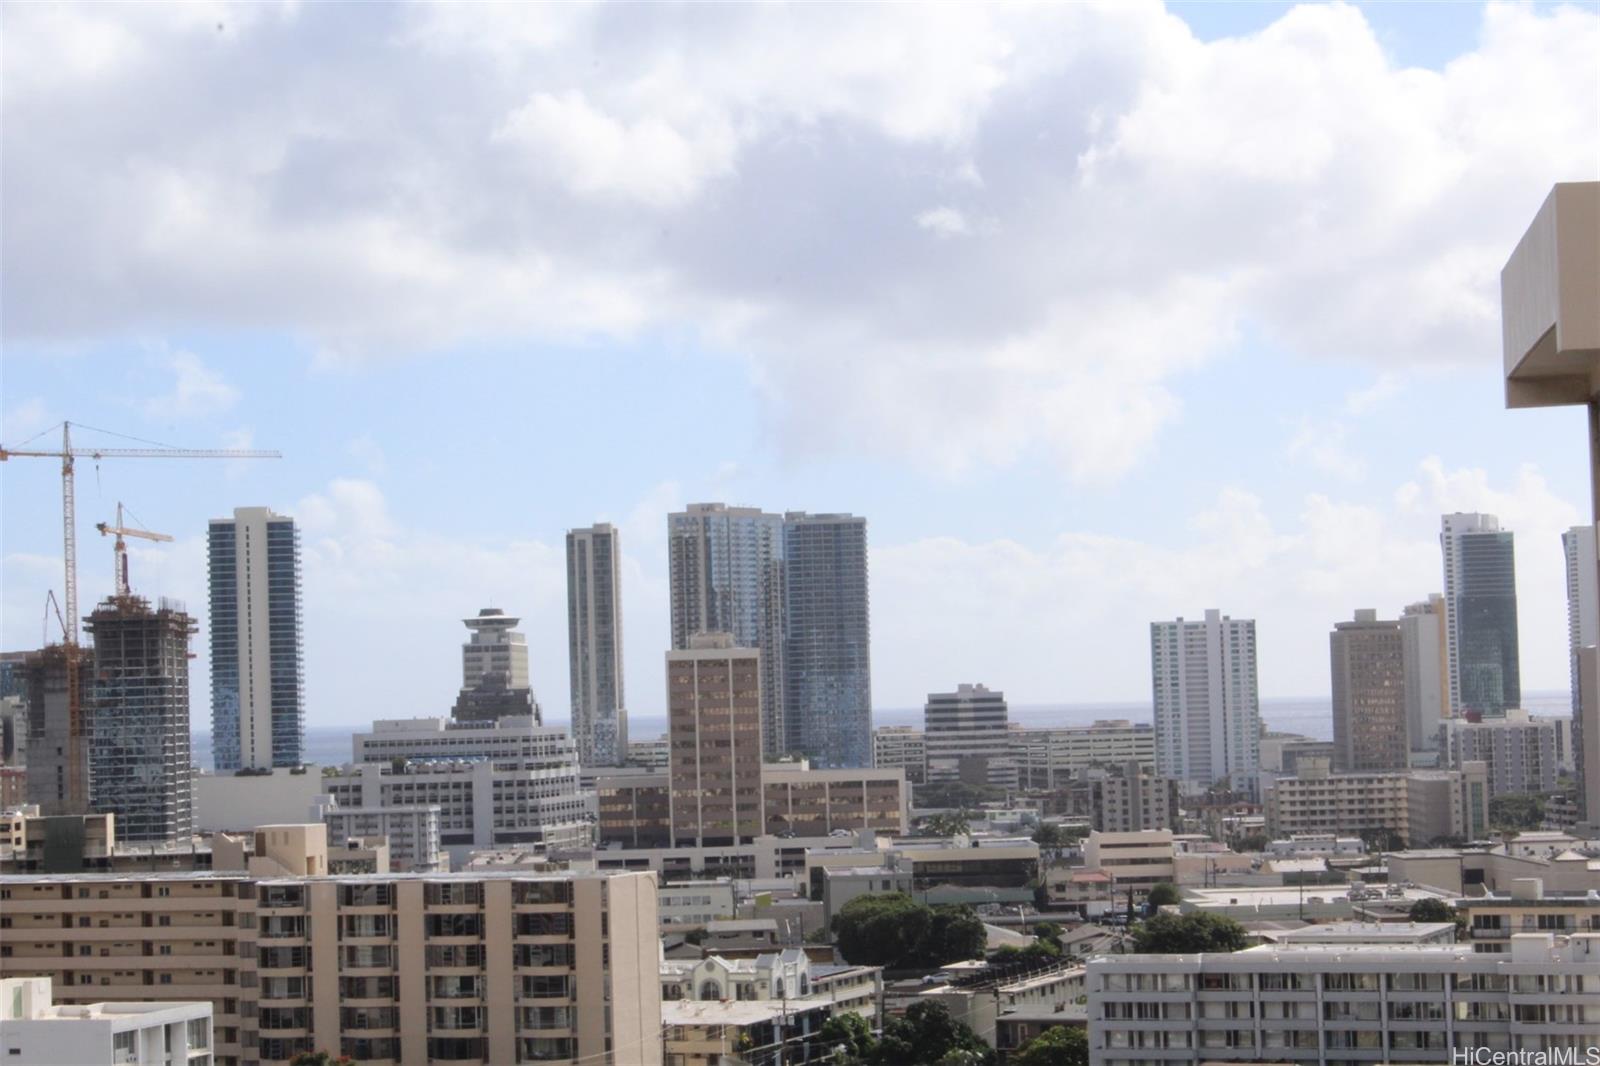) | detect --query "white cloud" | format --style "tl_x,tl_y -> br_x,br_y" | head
2,398 -> 53,443
3,2 -> 1596,484
141,350 -> 239,420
